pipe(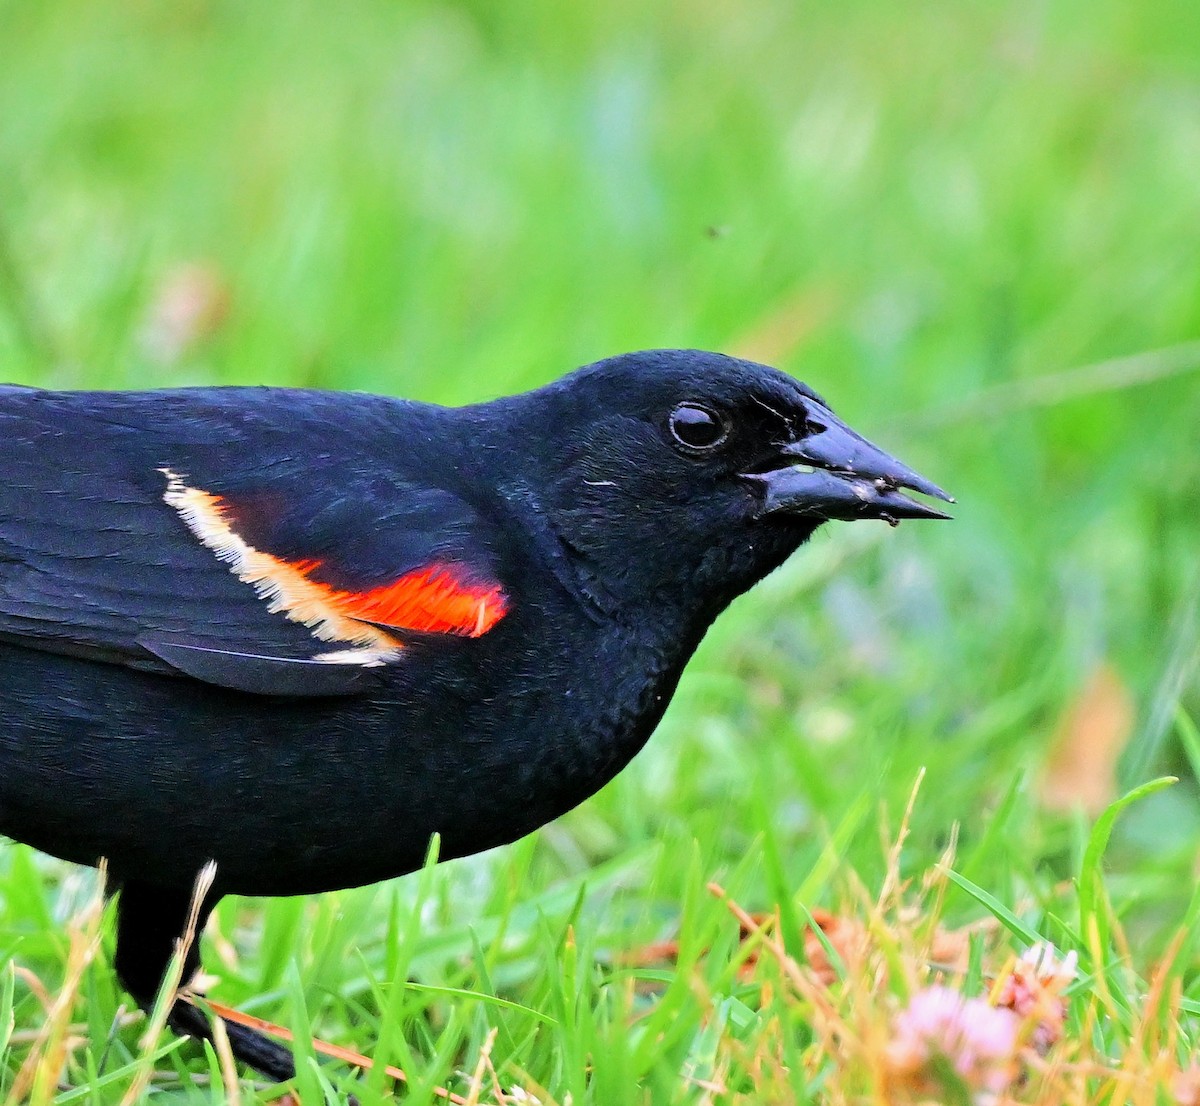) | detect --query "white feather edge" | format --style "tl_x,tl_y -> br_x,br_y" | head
160,468 -> 402,667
